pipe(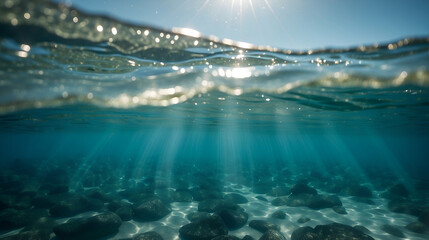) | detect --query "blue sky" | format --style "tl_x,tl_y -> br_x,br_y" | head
59,0 -> 429,50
